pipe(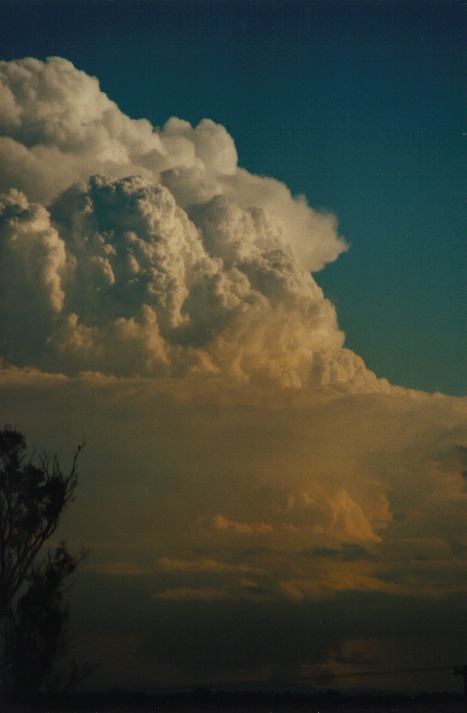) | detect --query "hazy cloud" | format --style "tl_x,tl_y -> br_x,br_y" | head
158,557 -> 265,576
213,514 -> 274,535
